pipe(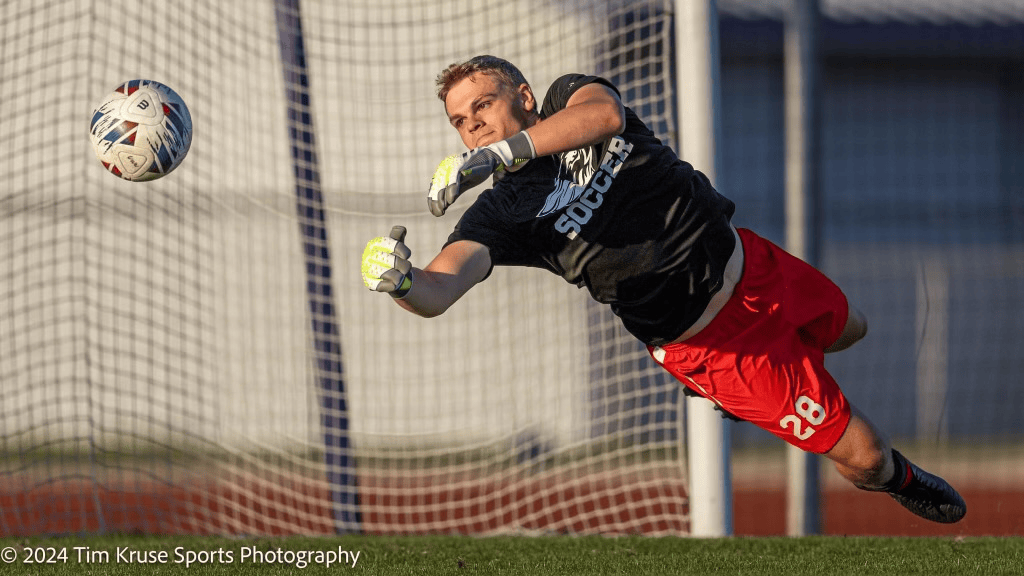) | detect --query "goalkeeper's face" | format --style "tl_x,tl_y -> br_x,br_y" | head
445,71 -> 537,150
